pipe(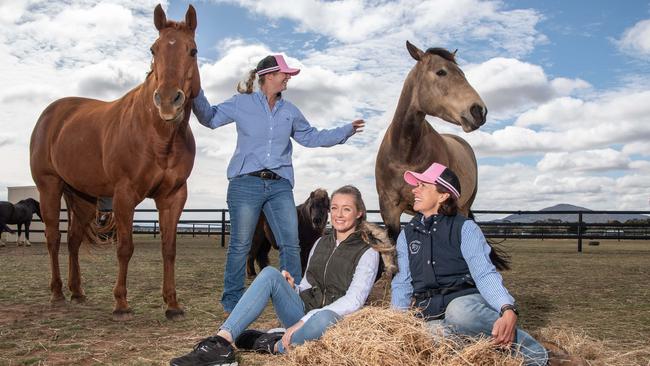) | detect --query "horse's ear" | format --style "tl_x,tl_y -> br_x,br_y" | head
154,4 -> 167,31
406,40 -> 424,61
185,5 -> 197,32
